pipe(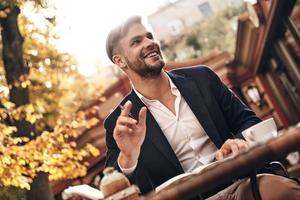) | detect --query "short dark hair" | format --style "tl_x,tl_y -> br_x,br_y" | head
106,16 -> 142,62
